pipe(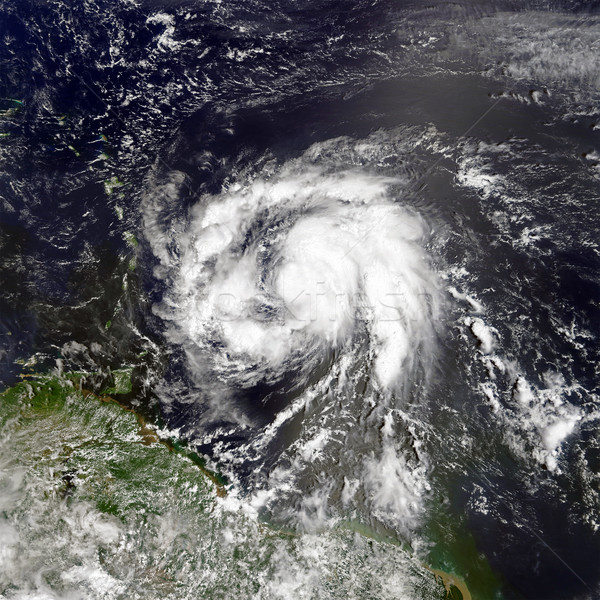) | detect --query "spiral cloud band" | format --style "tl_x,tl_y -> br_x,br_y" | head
148,149 -> 440,398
